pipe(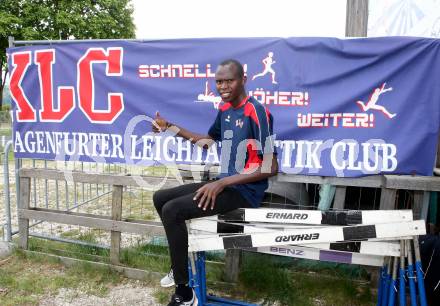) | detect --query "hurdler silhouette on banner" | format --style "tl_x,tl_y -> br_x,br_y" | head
357,82 -> 396,119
